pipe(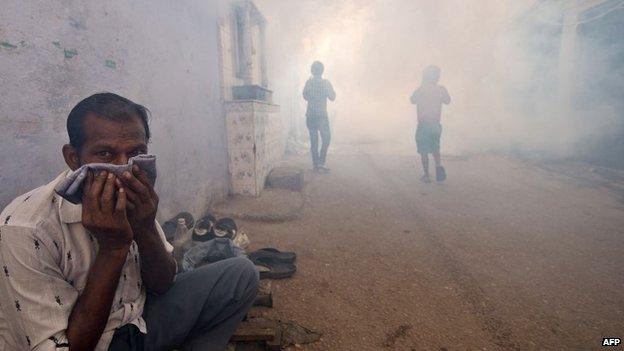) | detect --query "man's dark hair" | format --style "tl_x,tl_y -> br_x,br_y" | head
66,92 -> 151,149
311,61 -> 324,76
